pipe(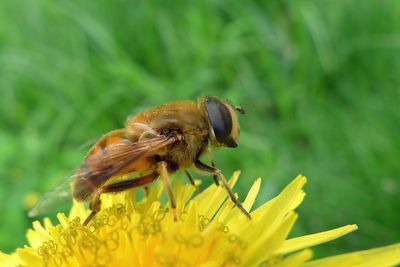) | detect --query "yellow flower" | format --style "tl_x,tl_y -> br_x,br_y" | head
1,172 -> 399,267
